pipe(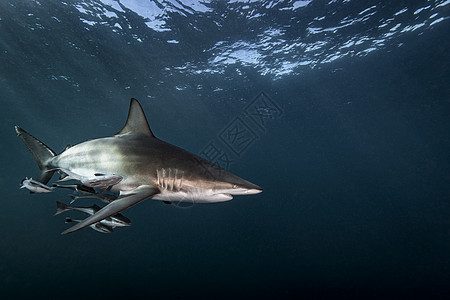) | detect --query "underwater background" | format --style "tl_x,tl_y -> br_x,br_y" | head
1,0 -> 450,298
